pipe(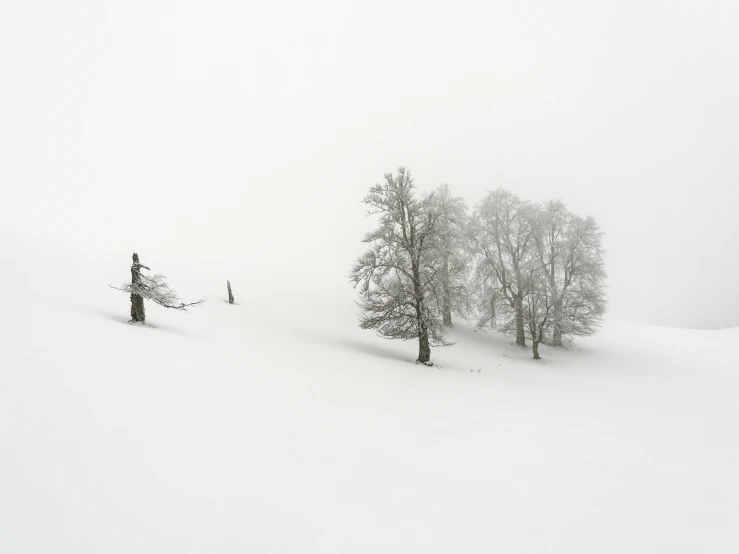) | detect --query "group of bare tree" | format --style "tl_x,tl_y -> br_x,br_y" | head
351,167 -> 606,363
